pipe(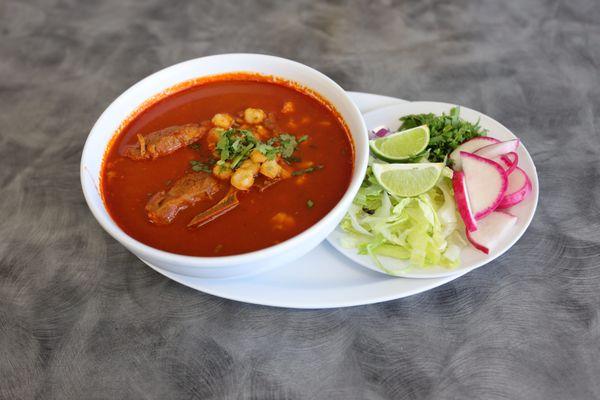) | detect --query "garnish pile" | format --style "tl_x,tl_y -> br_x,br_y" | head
341,106 -> 532,274
399,107 -> 486,162
215,129 -> 307,168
